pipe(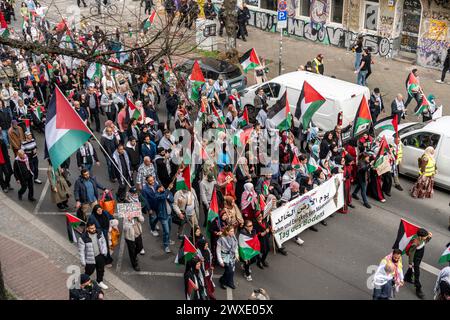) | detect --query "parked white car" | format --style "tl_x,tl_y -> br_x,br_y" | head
378,116 -> 450,190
